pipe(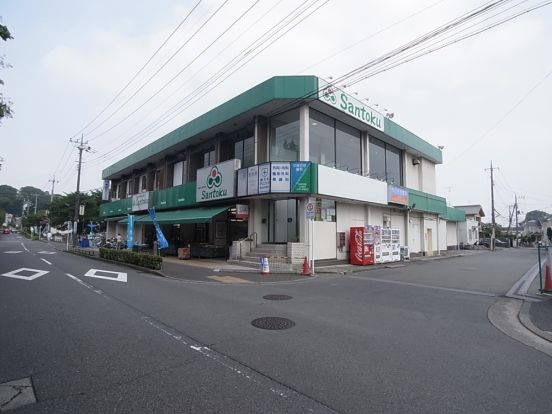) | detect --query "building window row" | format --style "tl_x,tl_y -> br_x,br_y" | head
368,137 -> 403,185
